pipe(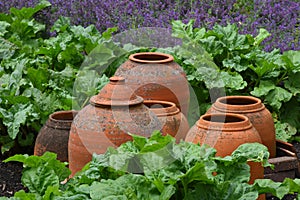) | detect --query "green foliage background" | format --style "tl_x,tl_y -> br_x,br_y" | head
0,1 -> 300,155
